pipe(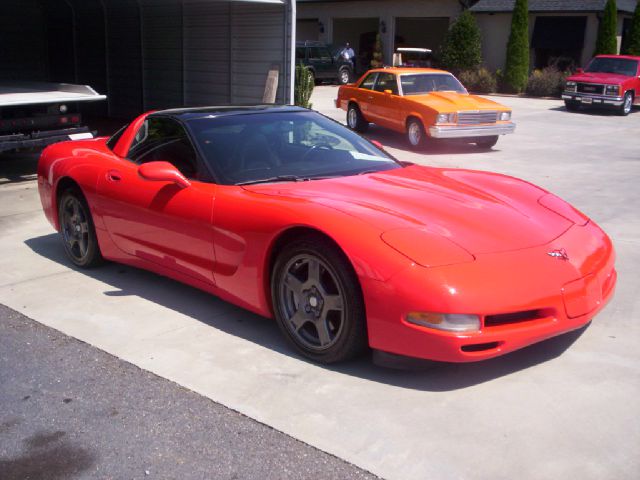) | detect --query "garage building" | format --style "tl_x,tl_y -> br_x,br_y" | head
0,0 -> 295,119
